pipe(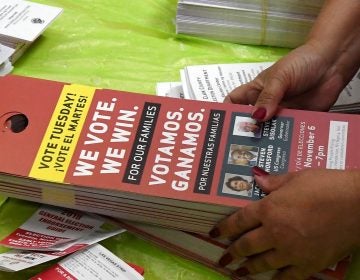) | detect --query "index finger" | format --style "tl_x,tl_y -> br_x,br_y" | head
225,82 -> 261,105
211,202 -> 261,239
252,76 -> 287,121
